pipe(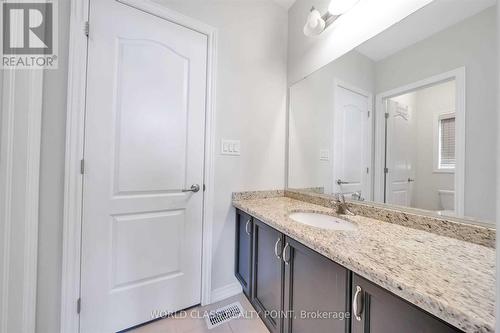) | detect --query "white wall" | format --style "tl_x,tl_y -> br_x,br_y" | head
288,49 -> 374,193
287,0 -> 433,84
375,7 -> 497,221
35,1 -> 287,331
